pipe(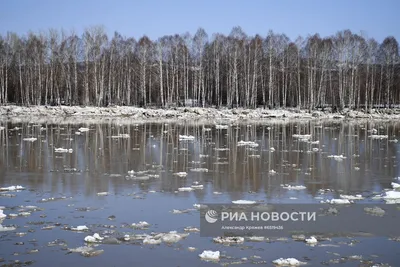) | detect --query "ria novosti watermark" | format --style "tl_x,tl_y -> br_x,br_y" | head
200,204 -> 400,237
